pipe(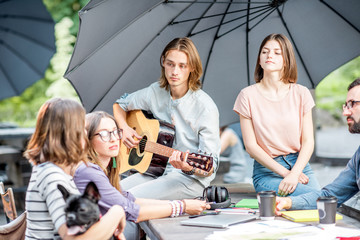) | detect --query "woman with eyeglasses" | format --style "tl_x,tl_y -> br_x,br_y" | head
73,111 -> 209,240
234,33 -> 320,197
